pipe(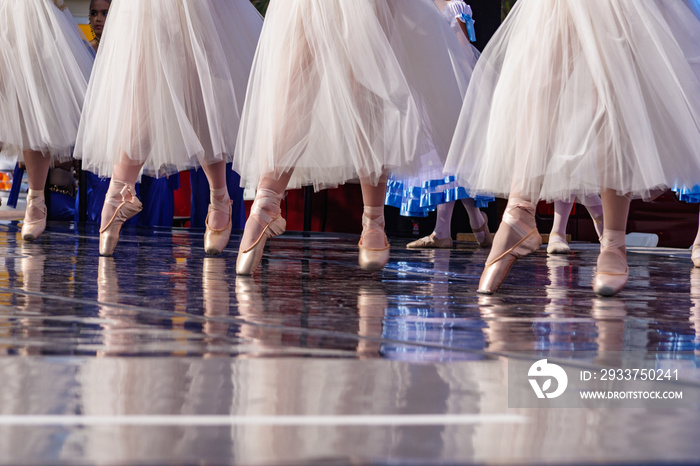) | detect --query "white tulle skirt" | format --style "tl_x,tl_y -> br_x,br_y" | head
233,0 -> 475,192
0,0 -> 94,163
444,0 -> 700,202
75,0 -> 263,178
